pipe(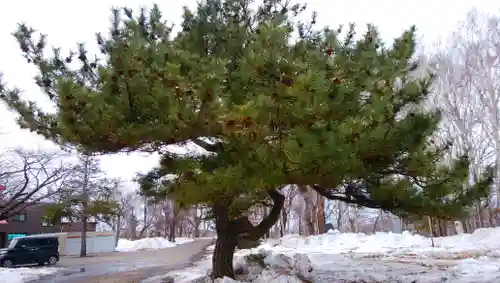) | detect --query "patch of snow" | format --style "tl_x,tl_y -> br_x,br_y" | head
146,227 -> 500,282
253,227 -> 500,258
143,256 -> 212,283
115,237 -> 194,252
214,277 -> 239,283
0,267 -> 59,283
449,257 -> 500,282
